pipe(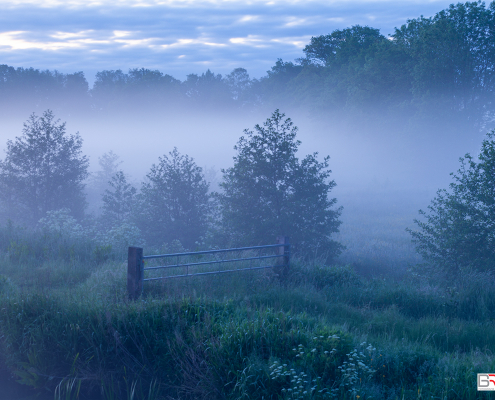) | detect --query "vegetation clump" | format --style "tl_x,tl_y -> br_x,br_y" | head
1,257 -> 494,399
408,131 -> 495,277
